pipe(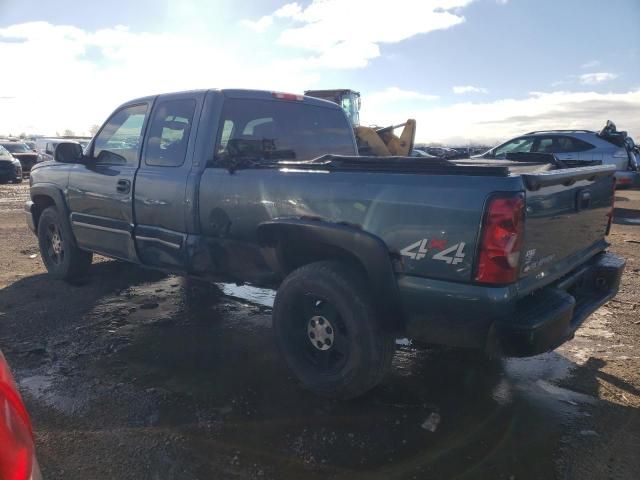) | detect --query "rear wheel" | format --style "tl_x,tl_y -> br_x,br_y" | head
37,206 -> 93,281
273,261 -> 395,399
